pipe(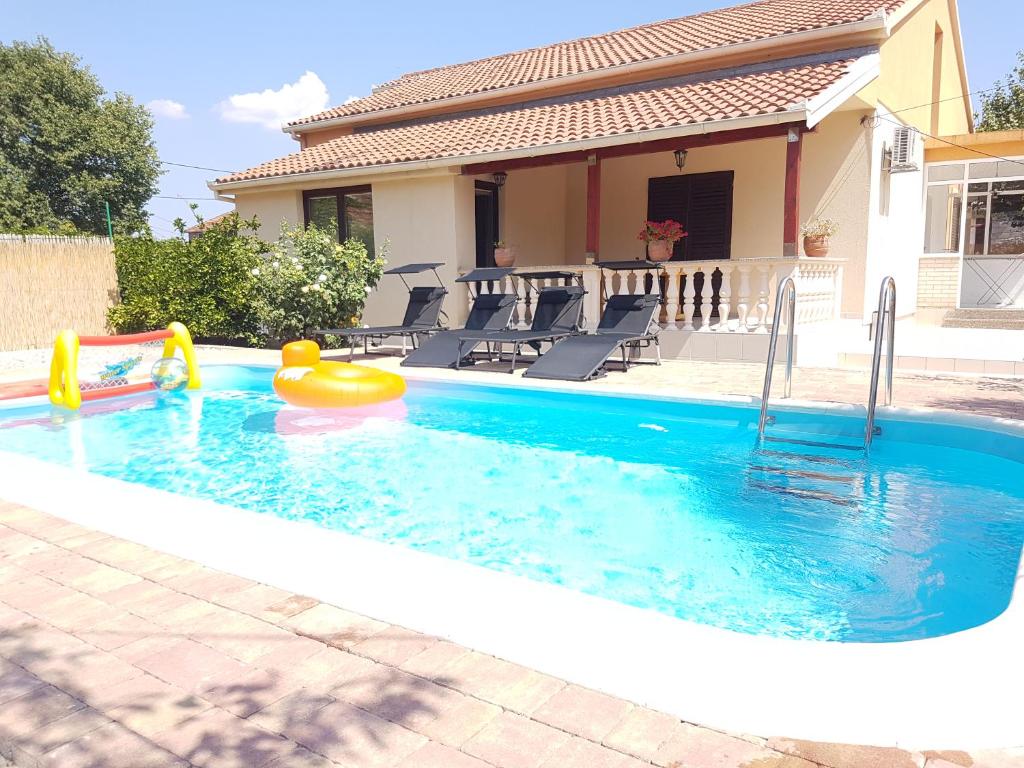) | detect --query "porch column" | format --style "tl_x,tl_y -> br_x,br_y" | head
586,153 -> 601,262
783,126 -> 803,258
